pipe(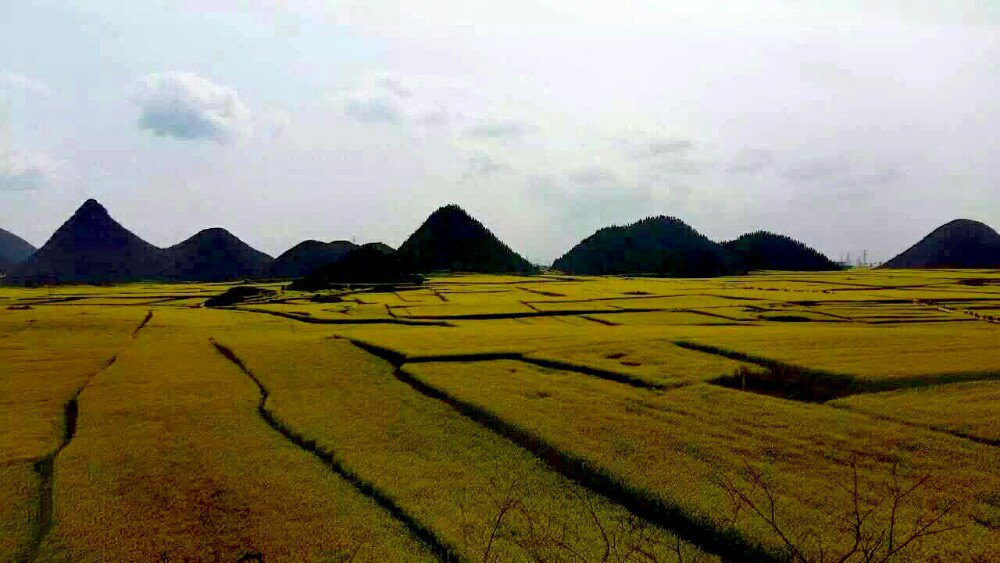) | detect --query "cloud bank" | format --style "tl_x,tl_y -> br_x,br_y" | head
0,71 -> 51,96
136,72 -> 251,142
0,152 -> 57,191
